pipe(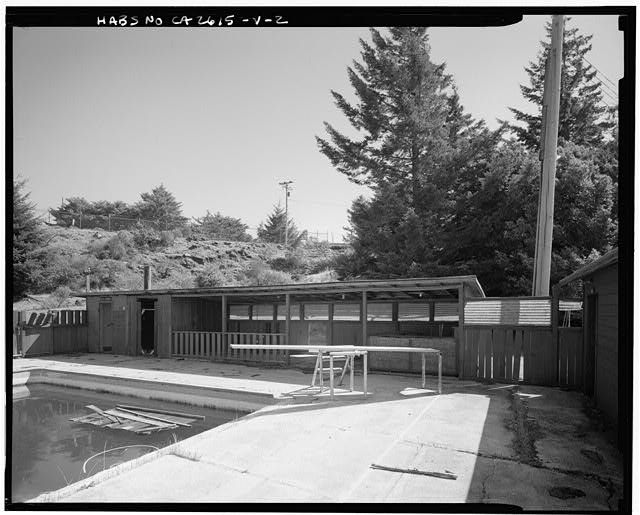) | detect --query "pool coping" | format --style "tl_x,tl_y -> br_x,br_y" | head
13,367 -> 278,413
